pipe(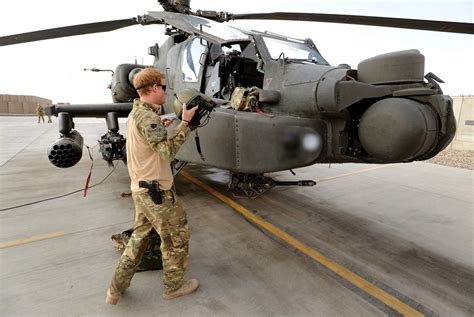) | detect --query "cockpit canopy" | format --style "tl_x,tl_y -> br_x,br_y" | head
147,12 -> 327,64
262,36 -> 323,62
